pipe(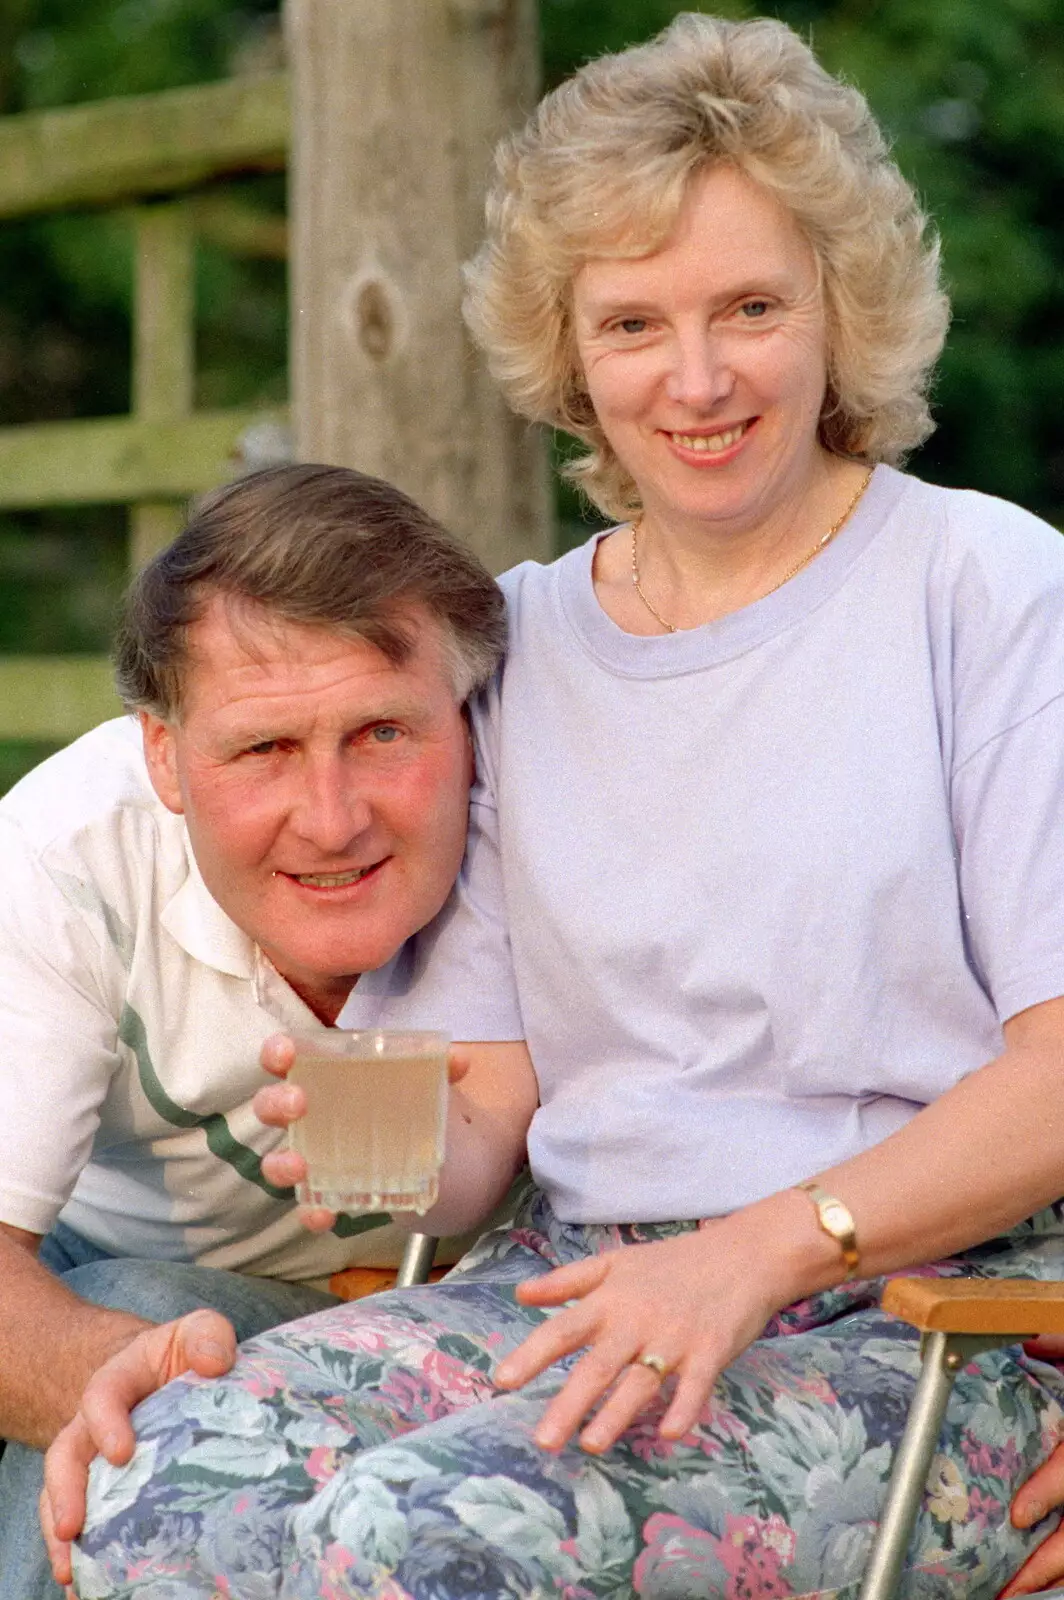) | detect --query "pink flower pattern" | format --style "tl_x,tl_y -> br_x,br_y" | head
715,1513 -> 795,1600
633,1513 -> 721,1595
72,1189 -> 1064,1600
